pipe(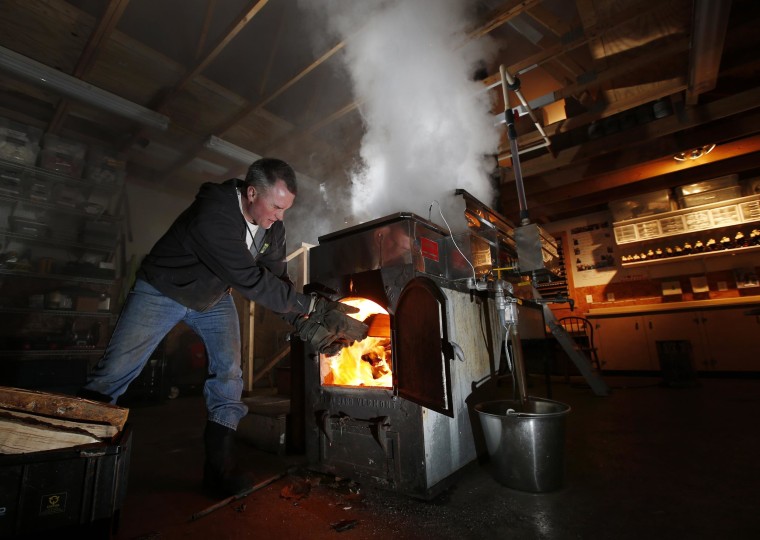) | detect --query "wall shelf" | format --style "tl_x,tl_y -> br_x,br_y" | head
620,244 -> 760,268
0,348 -> 105,358
0,306 -> 114,317
613,193 -> 760,246
0,156 -> 122,373
0,268 -> 114,285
